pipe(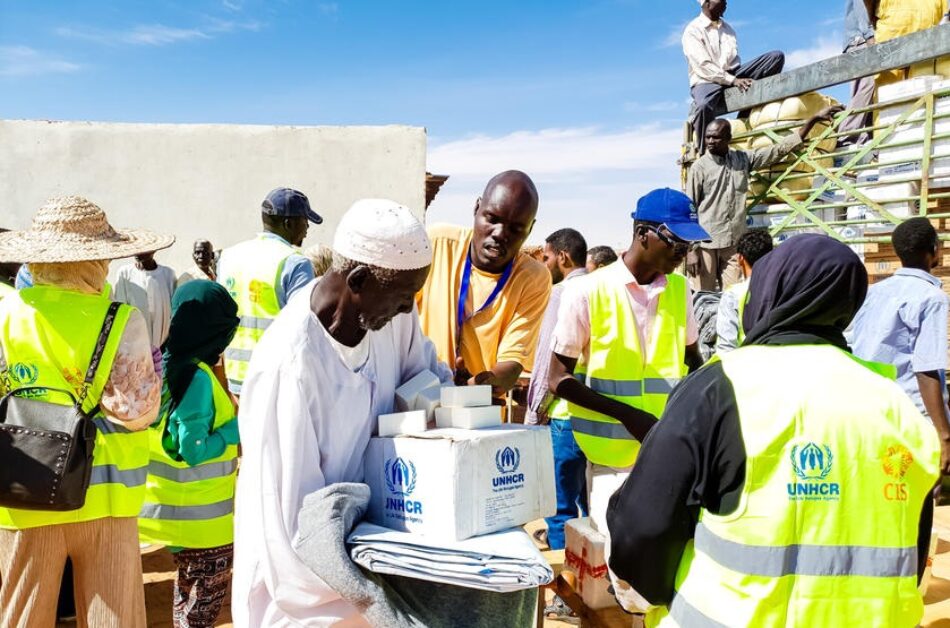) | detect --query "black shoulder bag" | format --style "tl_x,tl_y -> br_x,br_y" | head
0,302 -> 121,511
